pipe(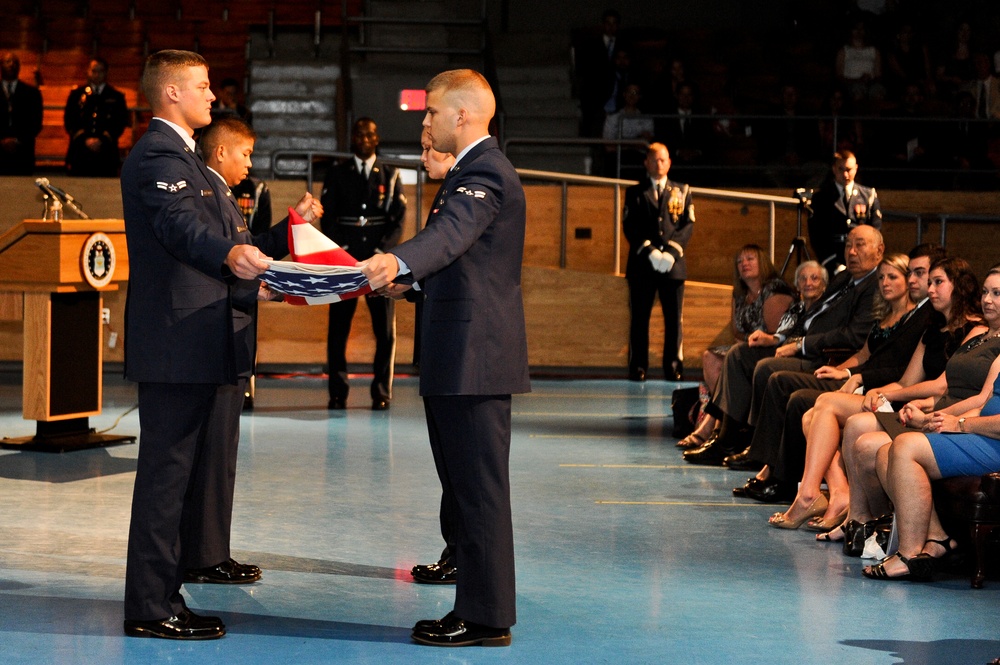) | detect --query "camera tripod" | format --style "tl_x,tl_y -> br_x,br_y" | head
779,192 -> 813,278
